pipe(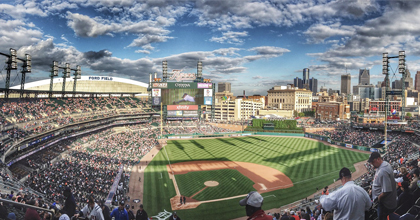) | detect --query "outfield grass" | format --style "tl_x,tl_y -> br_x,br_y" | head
176,169 -> 255,201
143,136 -> 369,220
